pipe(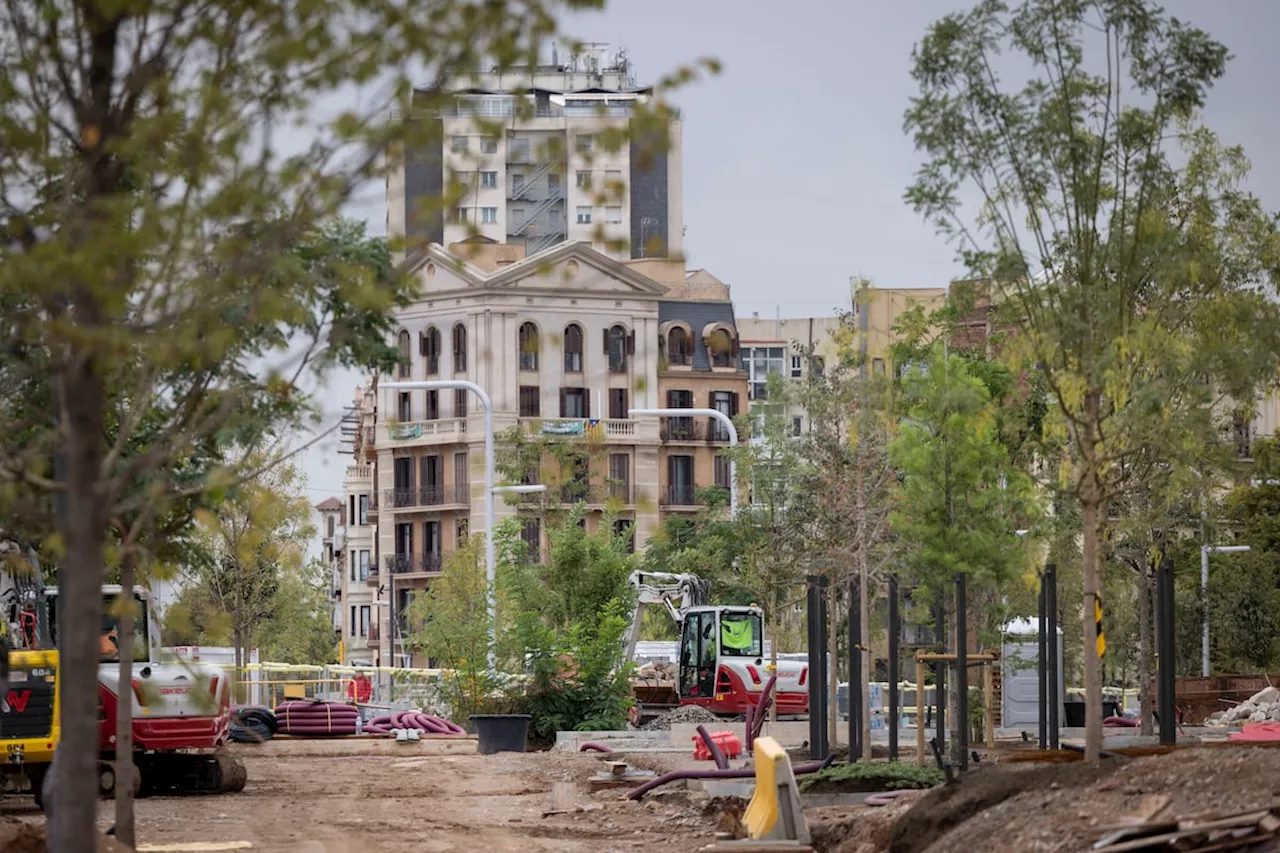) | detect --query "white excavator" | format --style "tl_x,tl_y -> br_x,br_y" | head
625,571 -> 809,723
